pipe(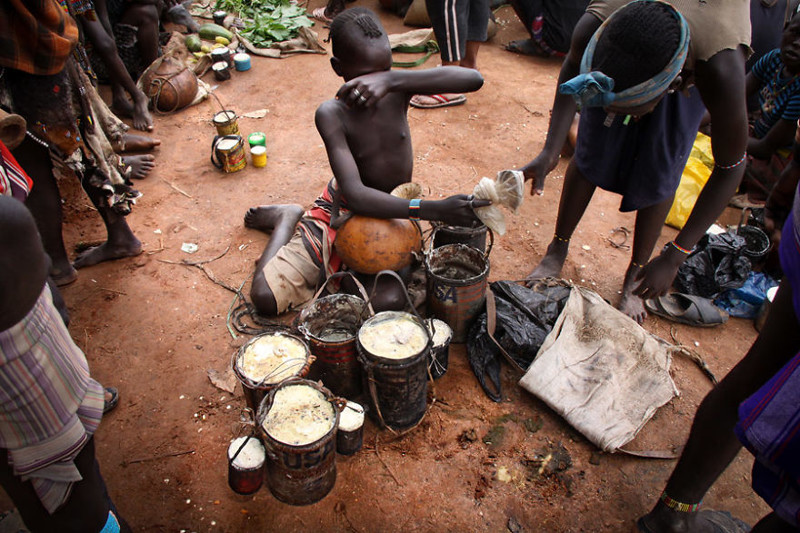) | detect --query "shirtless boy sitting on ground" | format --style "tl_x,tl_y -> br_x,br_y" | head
244,7 -> 487,316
